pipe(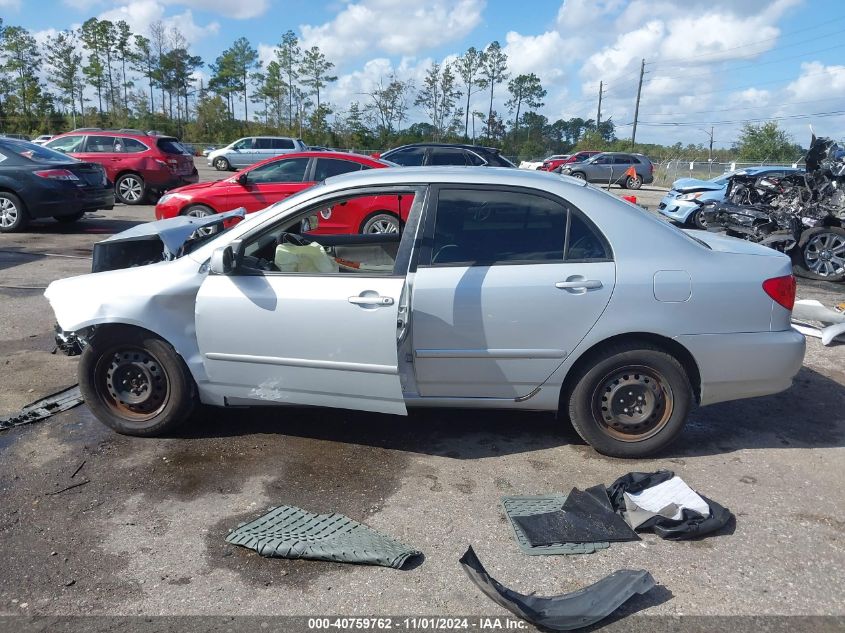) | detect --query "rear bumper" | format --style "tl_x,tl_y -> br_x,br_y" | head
145,167 -> 199,191
677,329 -> 806,406
27,187 -> 115,219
